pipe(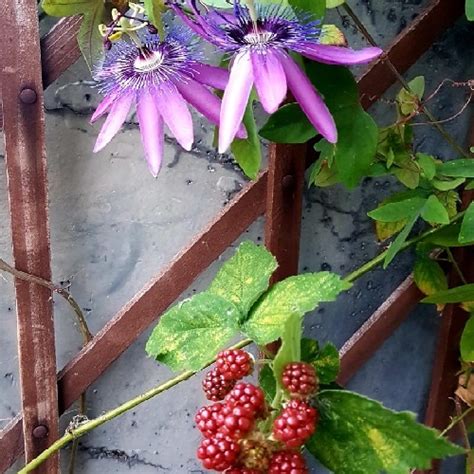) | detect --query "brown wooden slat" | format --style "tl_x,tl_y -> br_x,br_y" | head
264,143 -> 307,282
0,0 -> 464,469
0,0 -> 59,471
338,275 -> 423,385
359,0 -> 463,109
